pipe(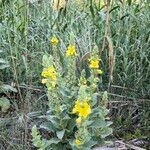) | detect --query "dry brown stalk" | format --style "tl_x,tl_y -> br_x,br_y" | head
99,0 -> 114,83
